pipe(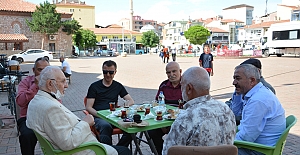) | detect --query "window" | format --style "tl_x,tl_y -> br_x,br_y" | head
13,24 -> 20,34
289,31 -> 298,39
124,36 -> 128,39
272,29 -> 300,40
70,9 -> 74,12
174,29 -> 176,33
102,36 -> 108,40
172,22 -> 176,27
113,36 -> 118,39
223,36 -> 228,40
